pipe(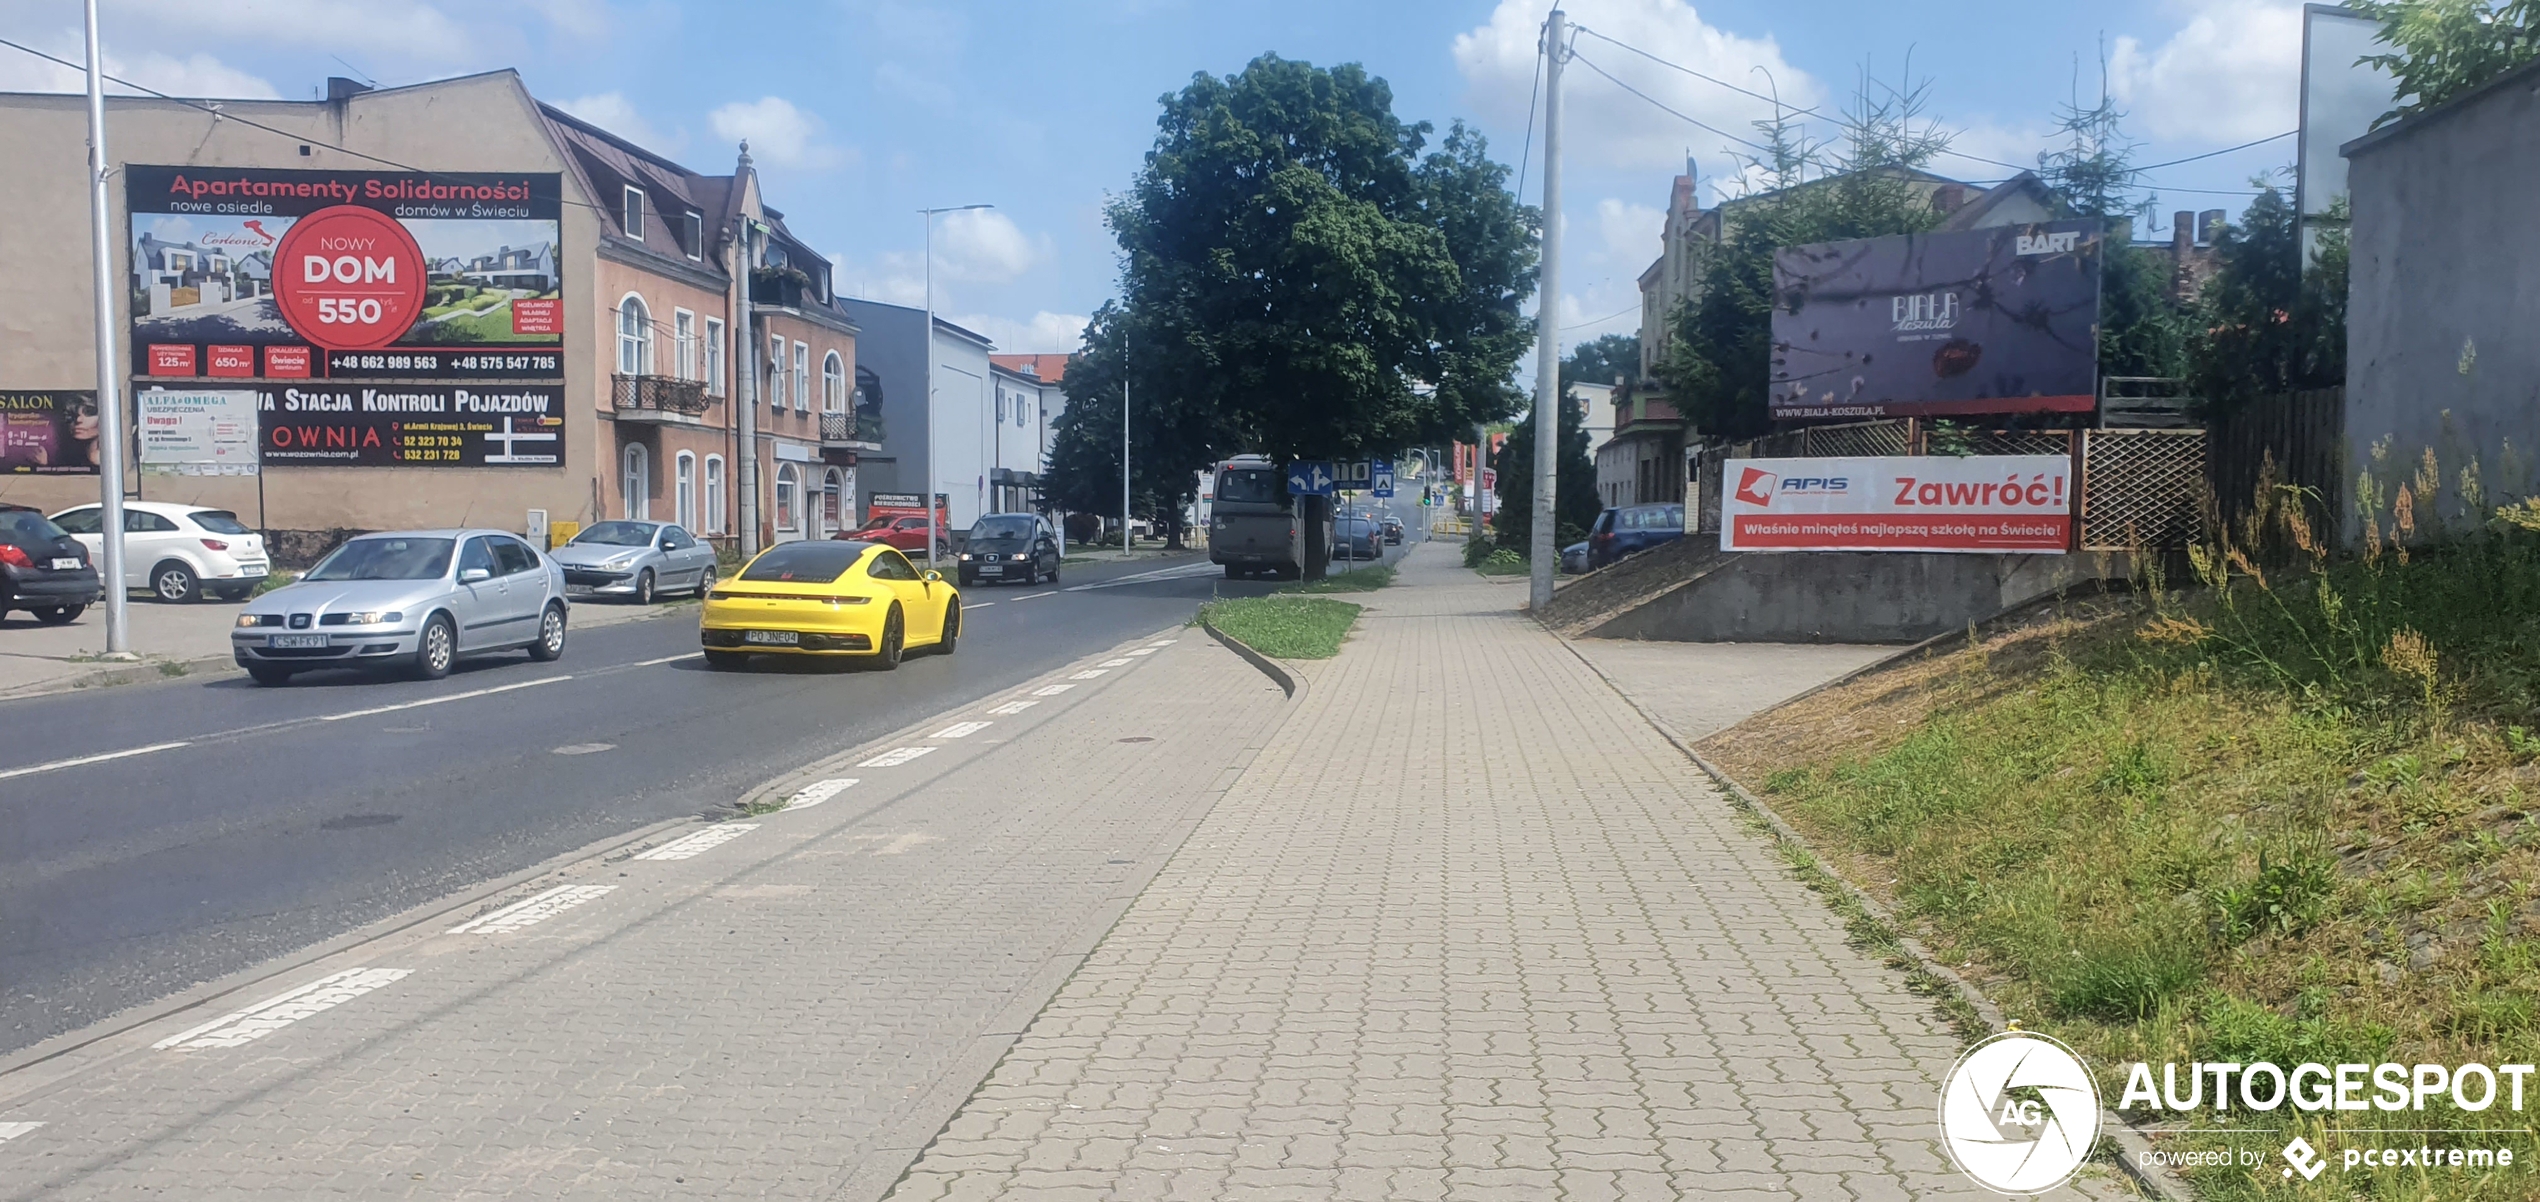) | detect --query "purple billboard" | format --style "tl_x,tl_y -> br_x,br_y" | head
1770,220 -> 2103,420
